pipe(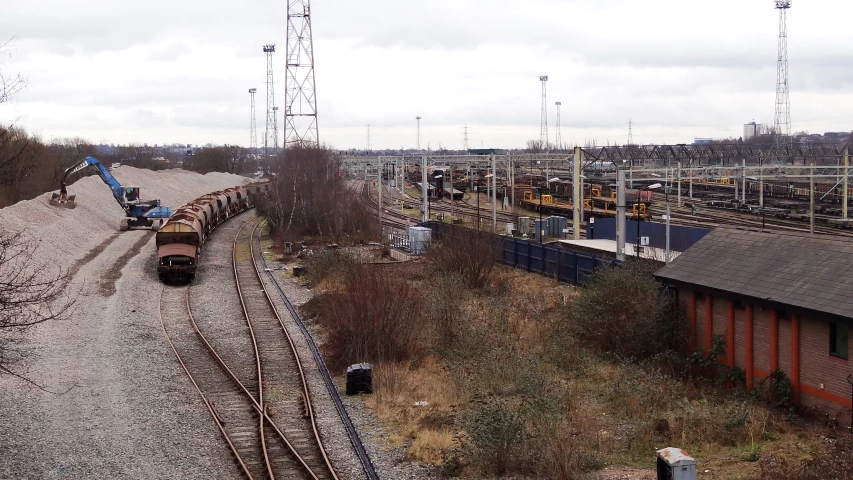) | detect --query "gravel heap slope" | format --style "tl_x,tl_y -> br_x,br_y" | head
0,167 -> 251,480
0,166 -> 248,275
